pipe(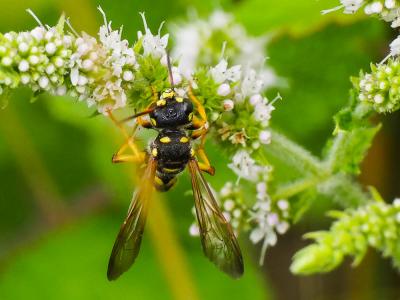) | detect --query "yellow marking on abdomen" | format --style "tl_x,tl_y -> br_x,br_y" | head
180,137 -> 189,143
155,176 -> 164,185
160,136 -> 171,143
162,167 -> 181,173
